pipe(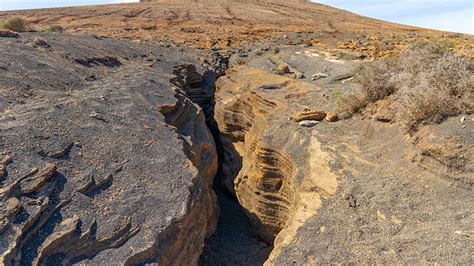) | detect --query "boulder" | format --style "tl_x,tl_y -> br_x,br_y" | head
31,37 -> 49,47
311,72 -> 329,80
276,63 -> 290,75
299,120 -> 320,127
291,110 -> 327,122
326,112 -> 338,122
